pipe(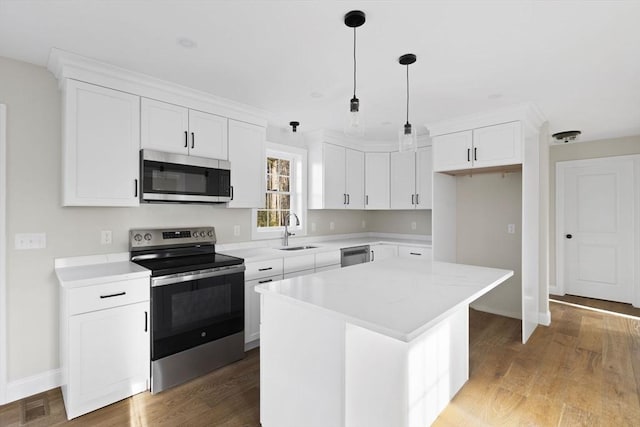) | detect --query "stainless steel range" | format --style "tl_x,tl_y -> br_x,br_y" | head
130,227 -> 245,394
